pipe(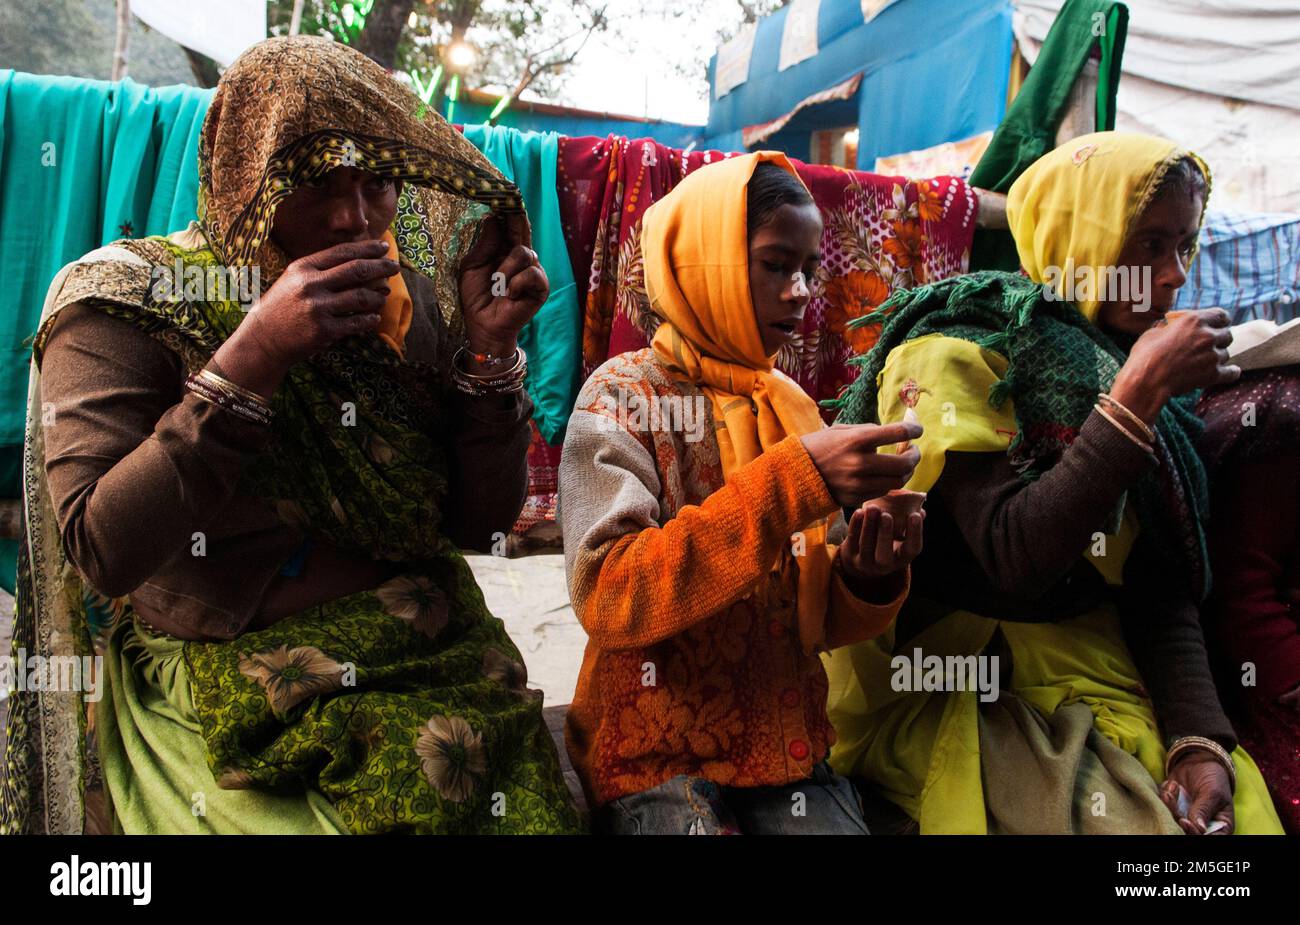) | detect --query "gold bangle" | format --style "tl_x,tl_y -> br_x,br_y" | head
1093,404 -> 1153,455
196,368 -> 272,410
1165,735 -> 1237,792
186,373 -> 273,425
1097,392 -> 1155,443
